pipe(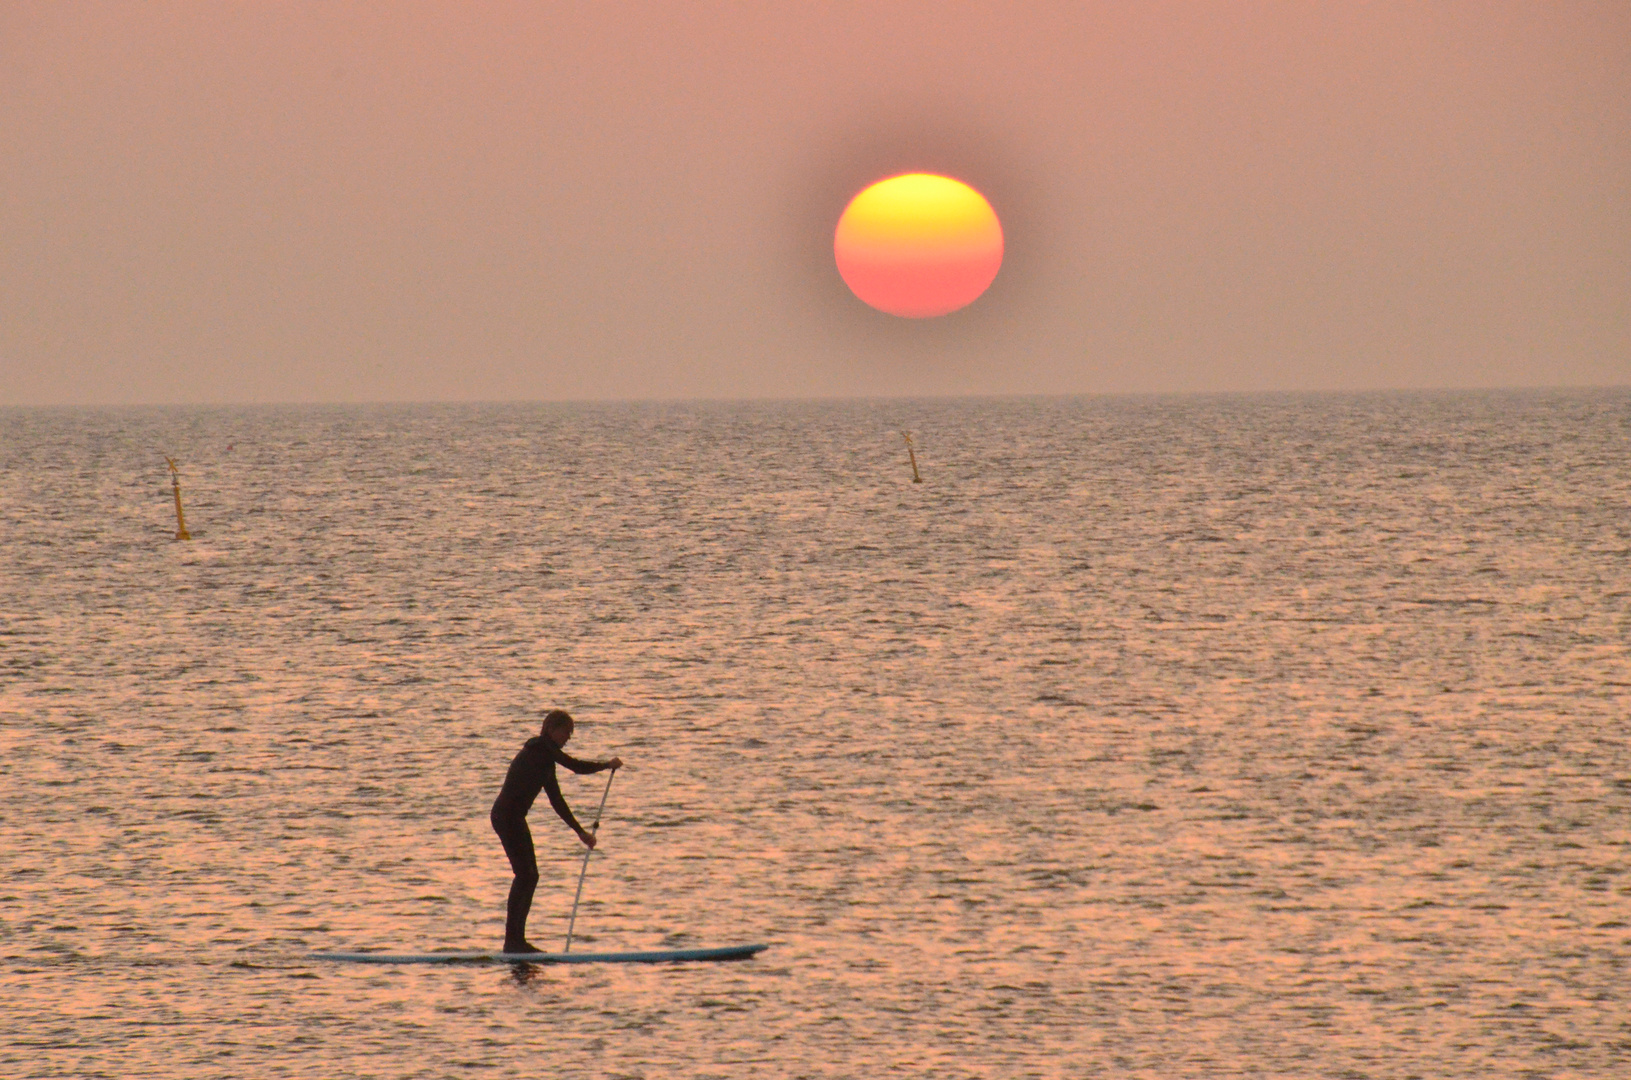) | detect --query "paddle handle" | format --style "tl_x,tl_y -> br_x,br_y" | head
564,767 -> 616,953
